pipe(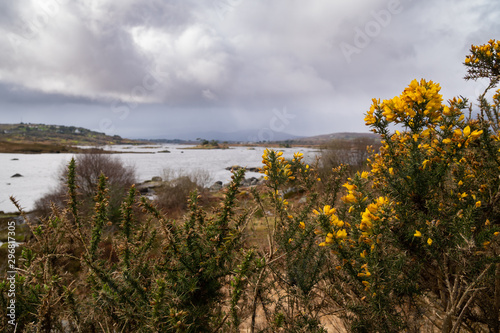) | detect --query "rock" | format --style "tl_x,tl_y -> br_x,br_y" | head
151,176 -> 163,182
225,165 -> 260,173
11,158 -> 19,161
225,165 -> 243,171
136,181 -> 163,194
209,181 -> 223,192
240,176 -> 264,187
157,150 -> 170,153
298,196 -> 307,204
11,173 -> 23,178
